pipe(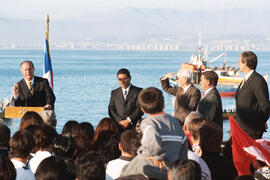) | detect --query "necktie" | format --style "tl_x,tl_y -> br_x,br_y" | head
28,81 -> 33,95
124,90 -> 128,99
